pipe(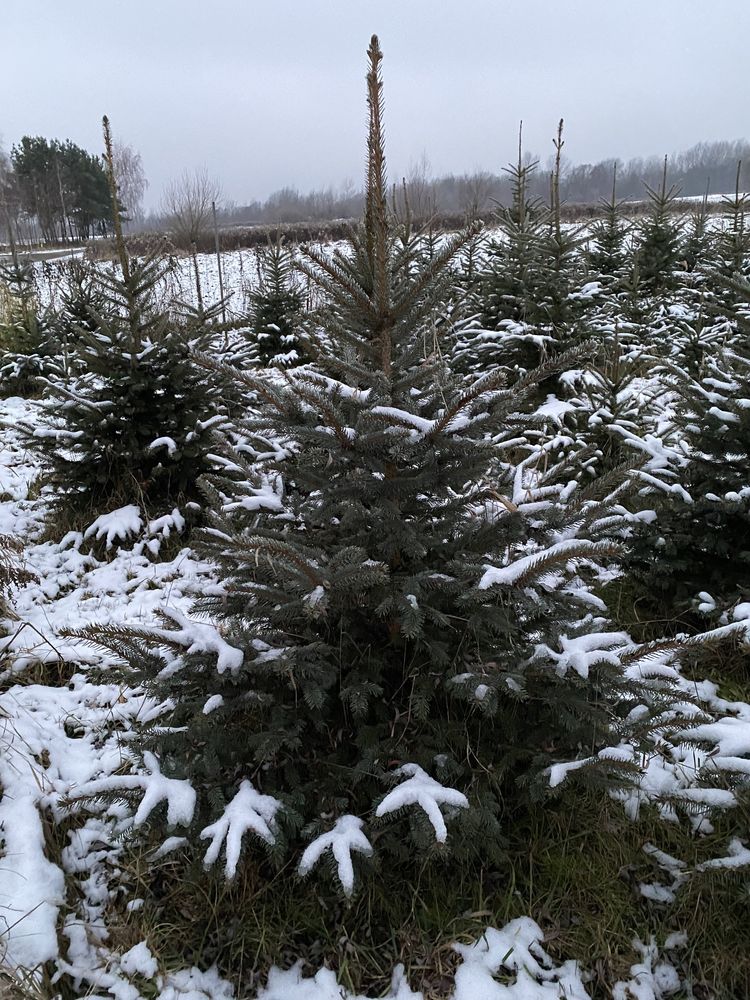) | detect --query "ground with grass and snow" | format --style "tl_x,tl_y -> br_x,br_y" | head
1,387 -> 749,1000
